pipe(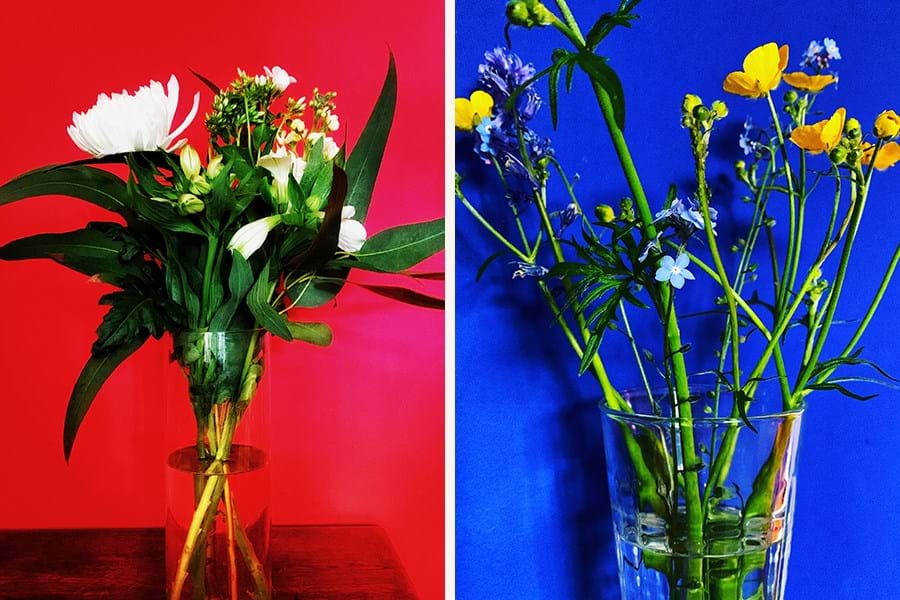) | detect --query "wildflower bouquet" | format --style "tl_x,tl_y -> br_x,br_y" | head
457,1 -> 896,598
0,58 -> 443,599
